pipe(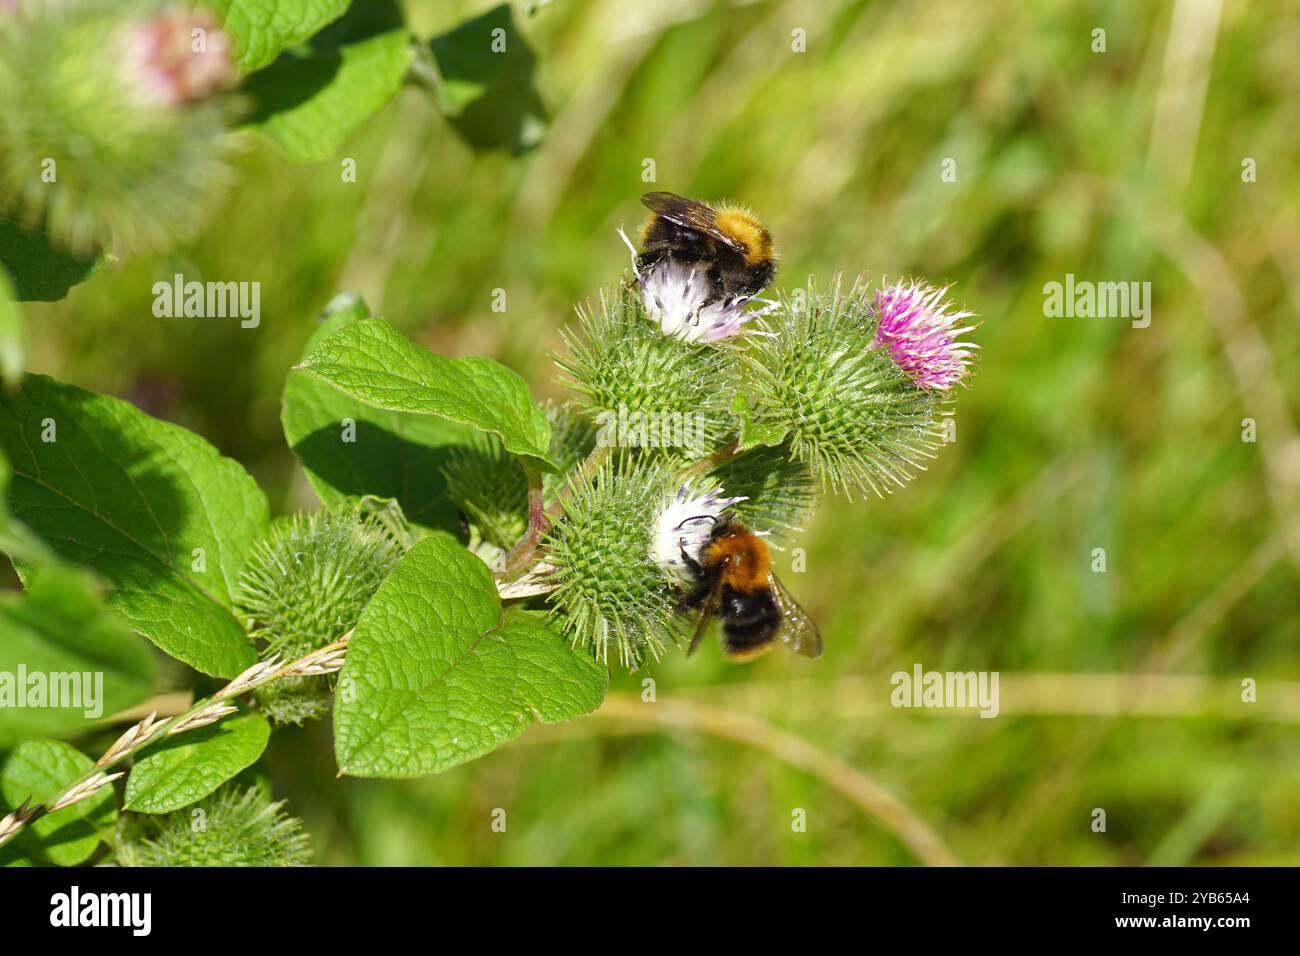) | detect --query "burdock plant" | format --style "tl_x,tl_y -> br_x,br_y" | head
0,211 -> 977,861
247,246 -> 979,677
